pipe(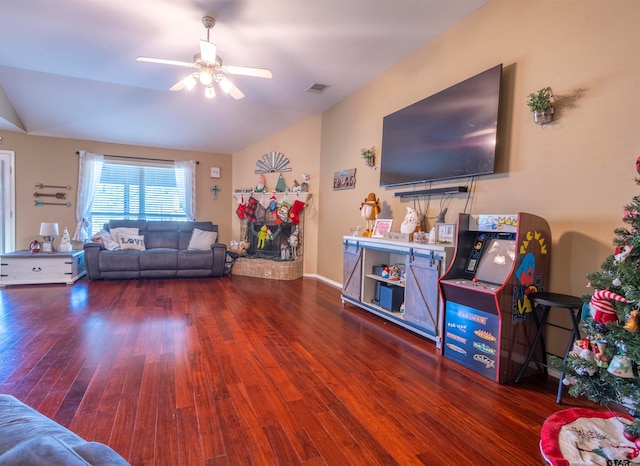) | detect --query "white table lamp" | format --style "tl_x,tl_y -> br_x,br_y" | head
39,222 -> 59,253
